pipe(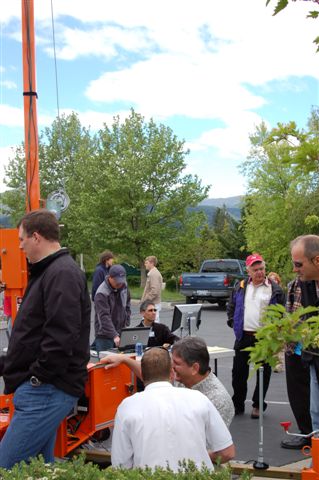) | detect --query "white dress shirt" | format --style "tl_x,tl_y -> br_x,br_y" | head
111,381 -> 232,471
